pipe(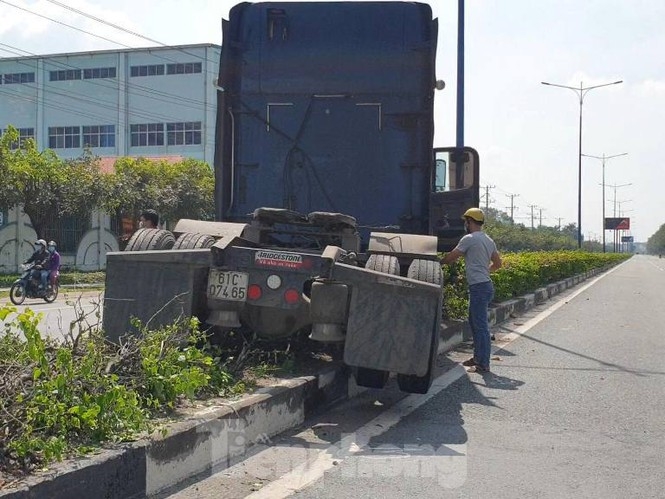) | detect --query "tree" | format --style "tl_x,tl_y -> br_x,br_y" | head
101,157 -> 214,227
0,127 -> 104,238
647,224 -> 665,254
483,207 -> 579,252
